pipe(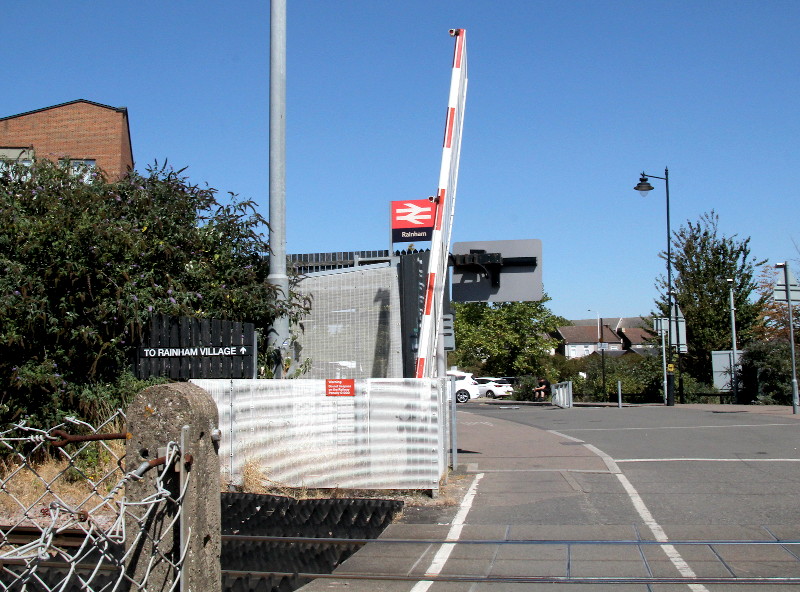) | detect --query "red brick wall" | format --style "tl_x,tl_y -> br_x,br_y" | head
0,101 -> 133,181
